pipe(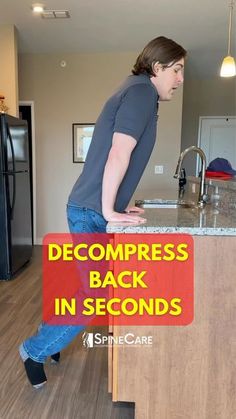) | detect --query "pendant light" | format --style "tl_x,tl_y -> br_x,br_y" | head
220,0 -> 236,77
